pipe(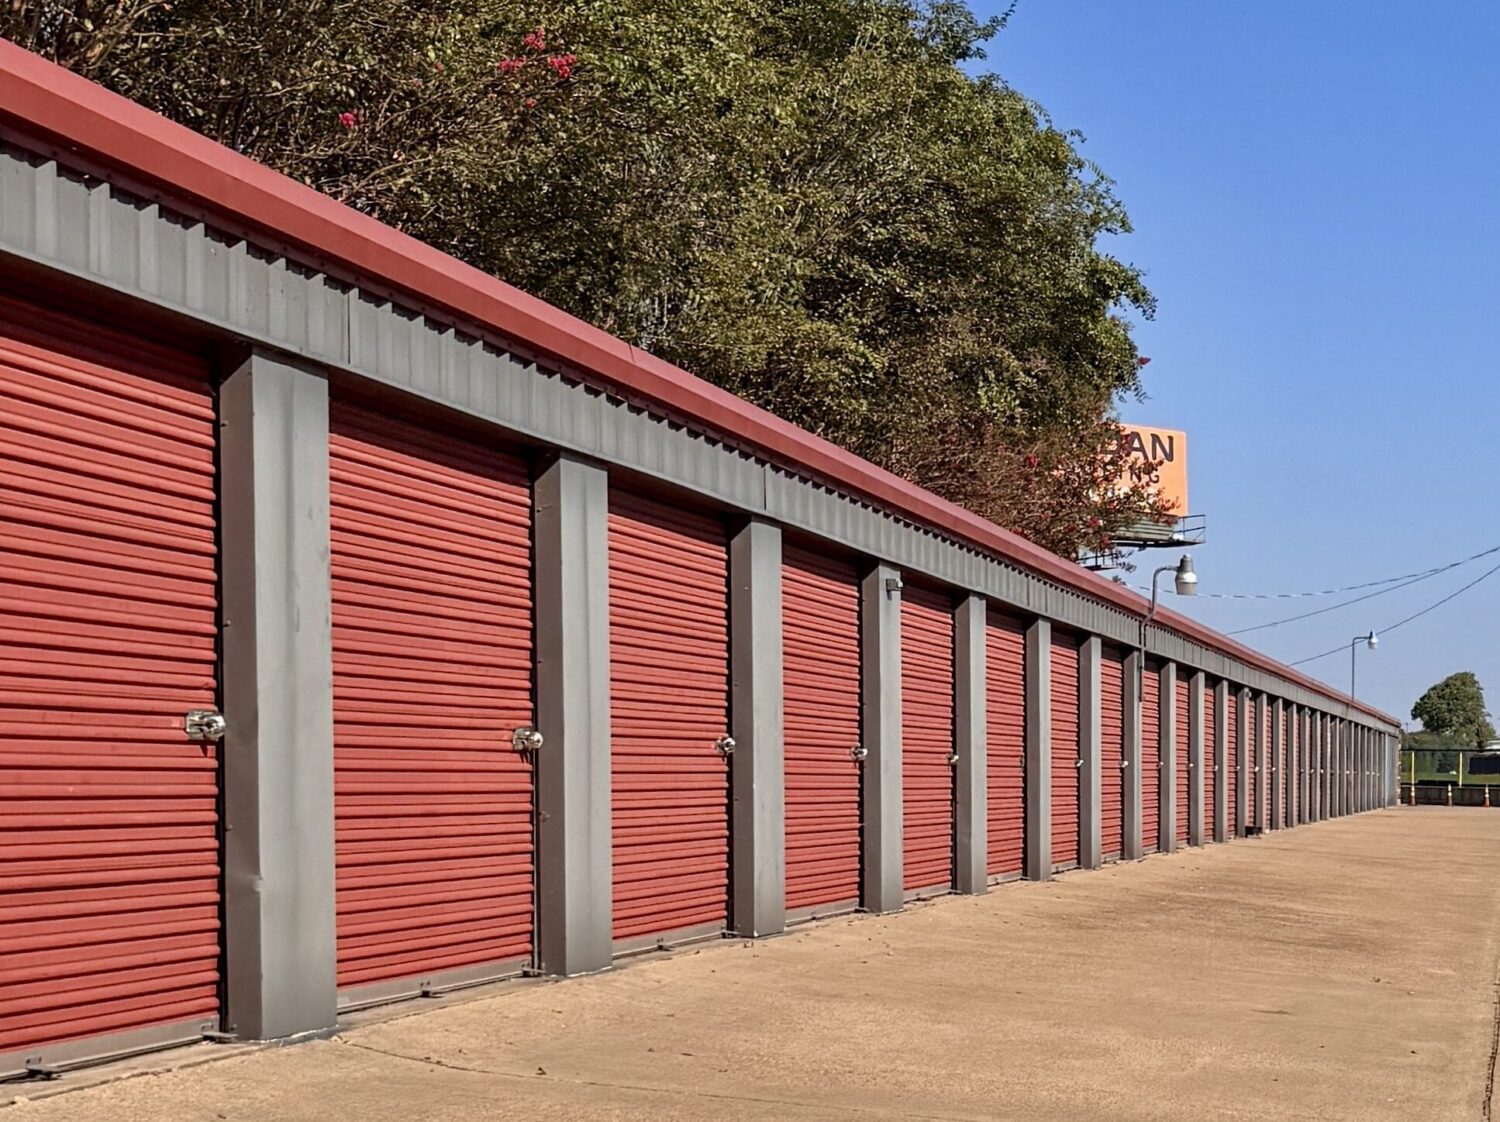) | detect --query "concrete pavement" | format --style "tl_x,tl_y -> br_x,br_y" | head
7,807 -> 1498,1121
